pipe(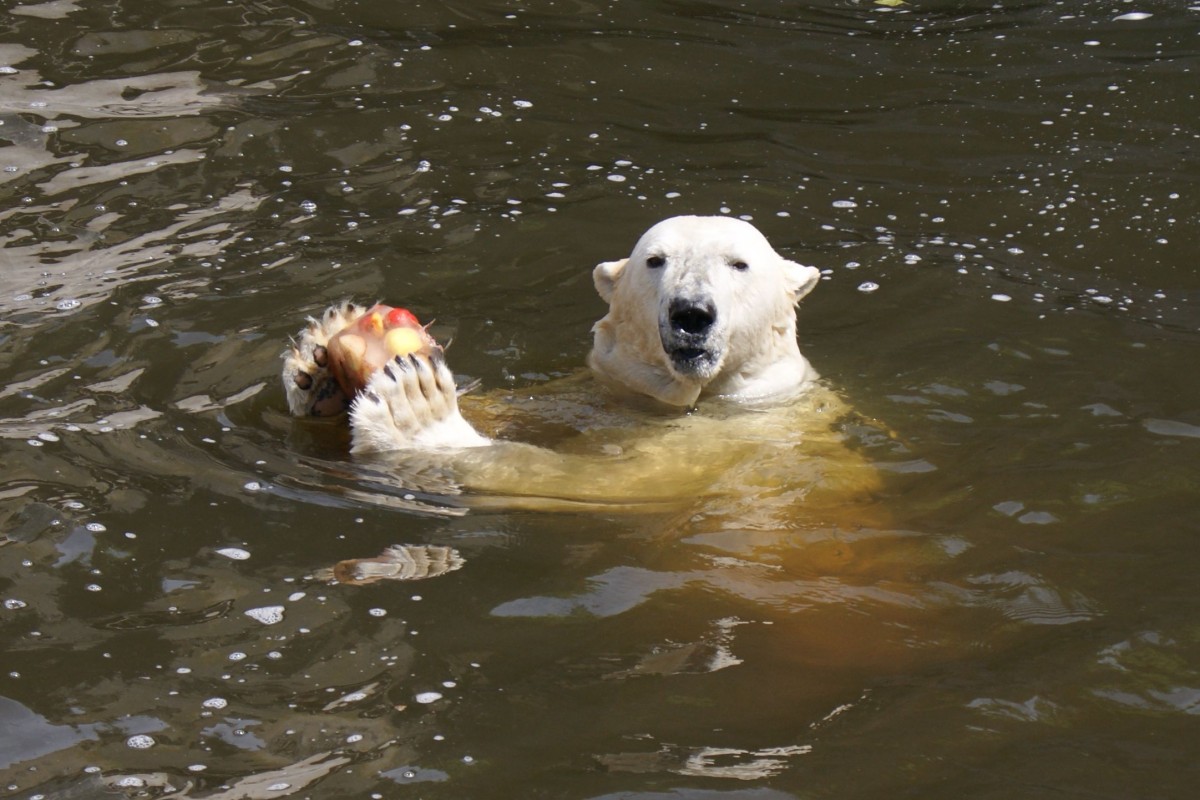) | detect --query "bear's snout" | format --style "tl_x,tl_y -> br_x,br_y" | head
661,297 -> 721,378
668,297 -> 717,337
